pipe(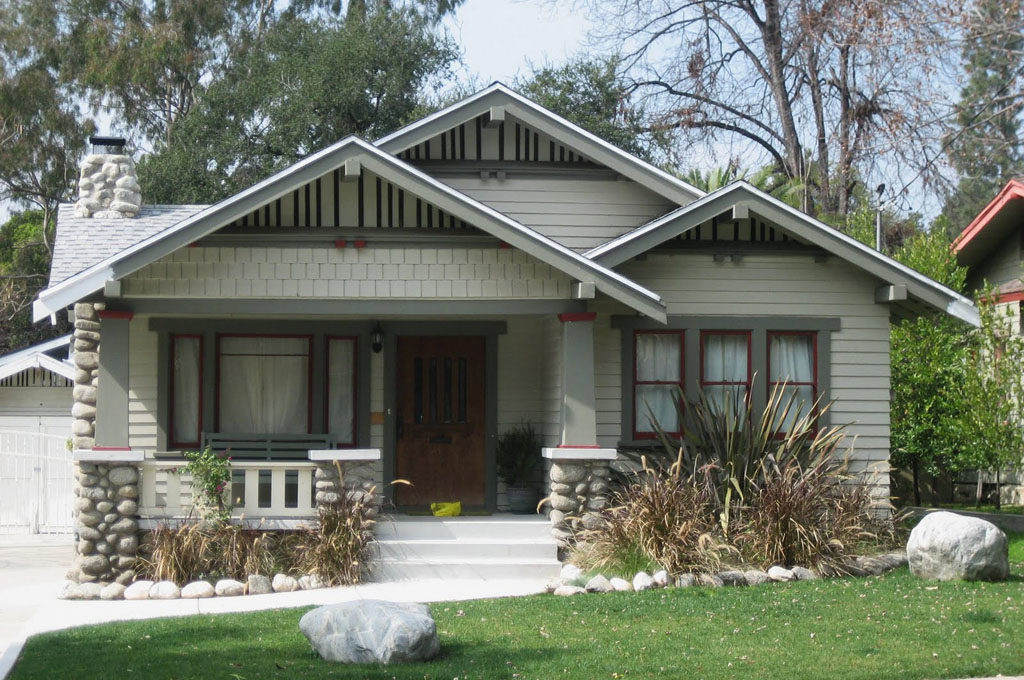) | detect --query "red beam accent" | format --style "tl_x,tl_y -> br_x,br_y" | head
353,240 -> 367,249
333,239 -> 347,249
187,242 -> 199,248
98,310 -> 134,321
952,179 -> 1024,253
995,291 -> 1024,304
498,241 -> 512,249
557,312 -> 597,323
